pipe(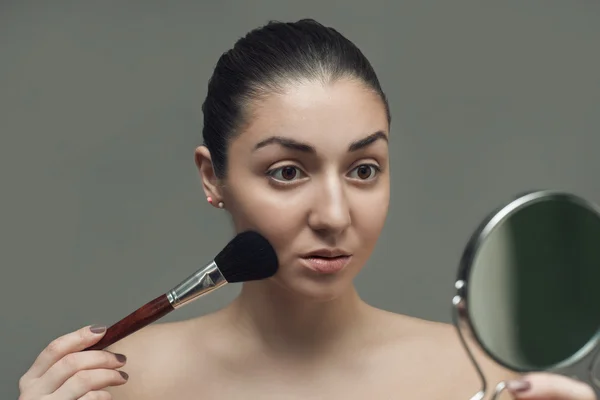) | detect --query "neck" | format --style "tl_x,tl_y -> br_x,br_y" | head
225,280 -> 370,355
